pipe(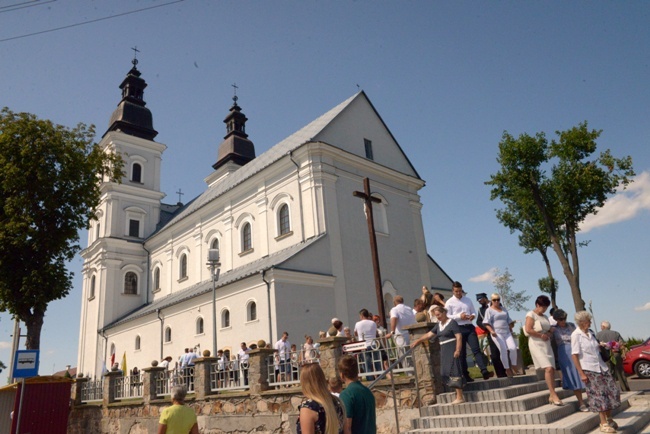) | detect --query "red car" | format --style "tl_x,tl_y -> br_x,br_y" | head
623,337 -> 650,378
